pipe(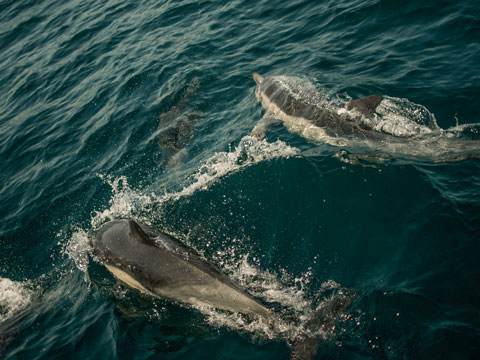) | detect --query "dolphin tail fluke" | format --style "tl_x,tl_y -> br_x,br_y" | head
290,290 -> 355,360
